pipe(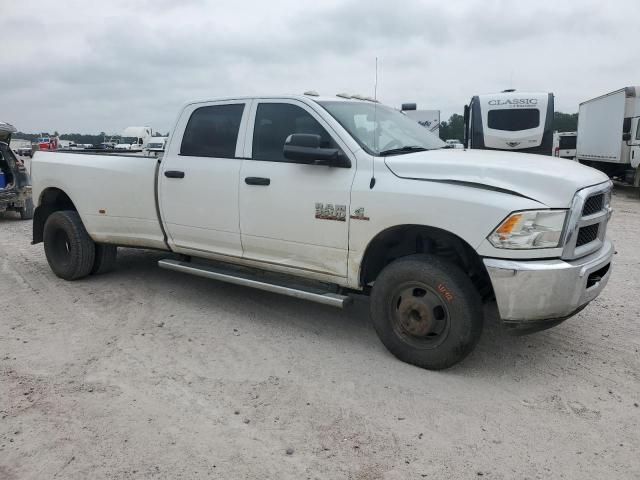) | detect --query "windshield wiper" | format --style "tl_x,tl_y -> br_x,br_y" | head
378,145 -> 428,156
